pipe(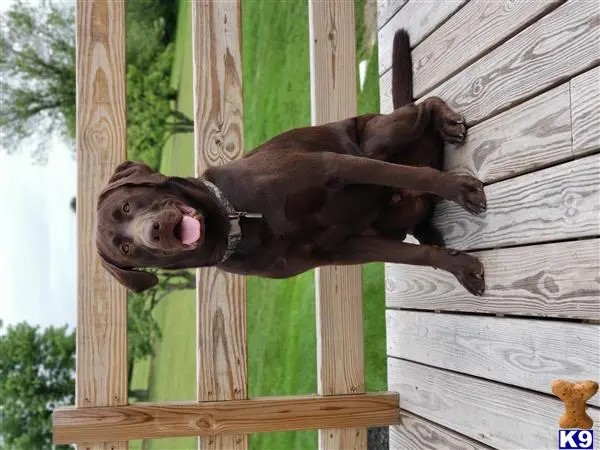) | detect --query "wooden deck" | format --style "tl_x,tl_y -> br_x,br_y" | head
377,1 -> 600,448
